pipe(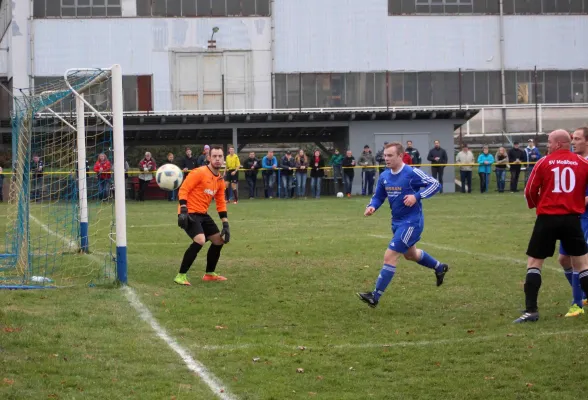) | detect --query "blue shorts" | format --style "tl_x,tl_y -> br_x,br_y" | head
388,222 -> 423,254
559,218 -> 588,256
